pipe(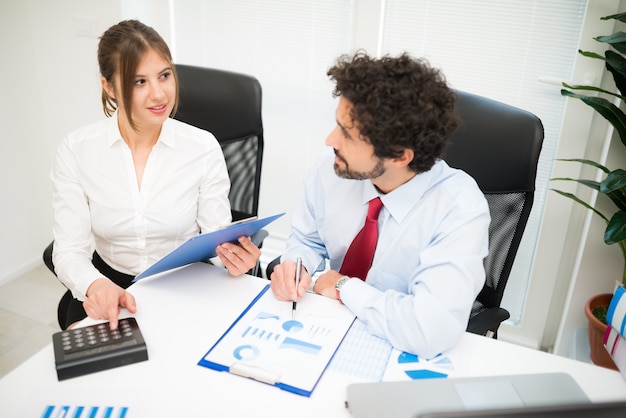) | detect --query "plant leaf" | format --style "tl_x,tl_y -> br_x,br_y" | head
602,13 -> 626,24
601,169 -> 626,211
596,32 -> 626,55
562,82 -> 617,97
602,169 -> 626,193
605,211 -> 626,244
550,189 -> 610,223
561,90 -> 626,147
556,158 -> 611,173
551,177 -> 601,192
606,50 -> 626,97
578,49 -> 605,60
